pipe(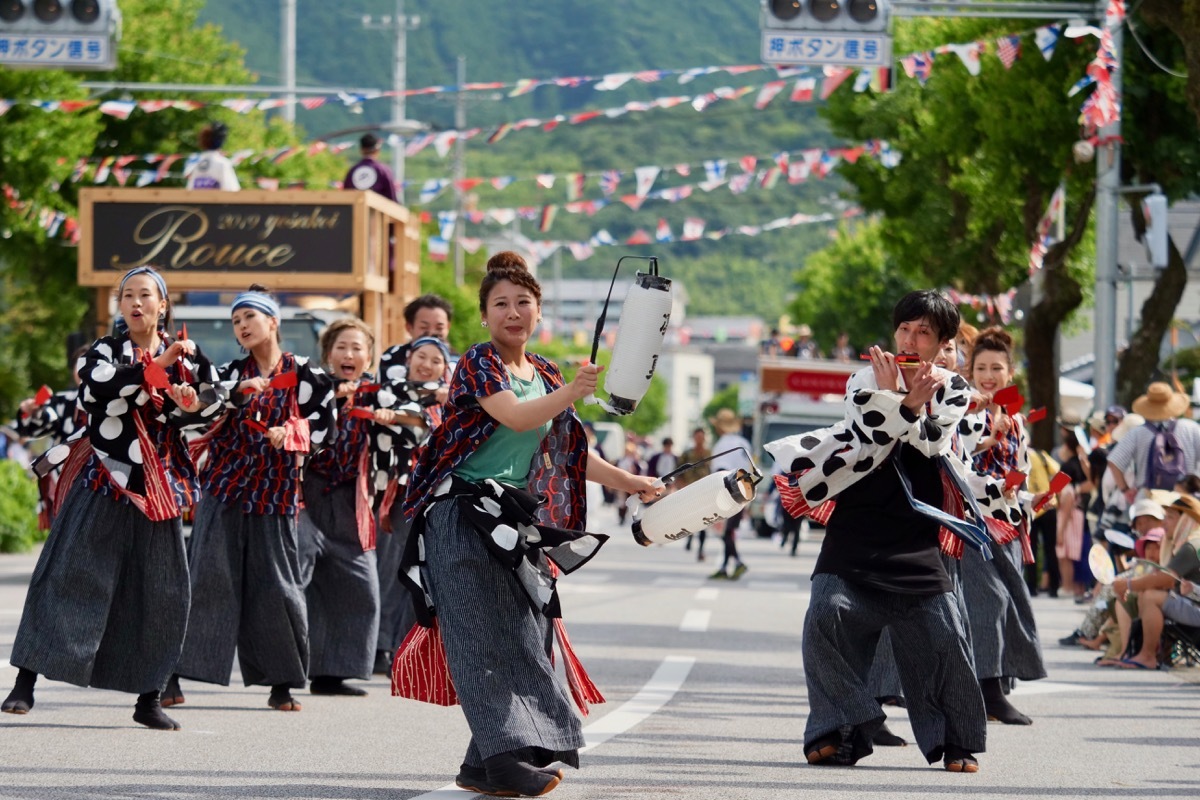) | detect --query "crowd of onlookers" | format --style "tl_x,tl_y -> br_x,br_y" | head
1051,384 -> 1200,670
